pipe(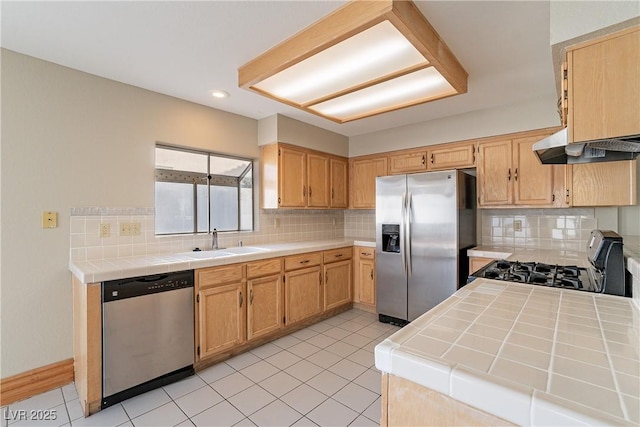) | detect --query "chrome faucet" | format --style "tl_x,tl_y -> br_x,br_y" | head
211,229 -> 218,250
